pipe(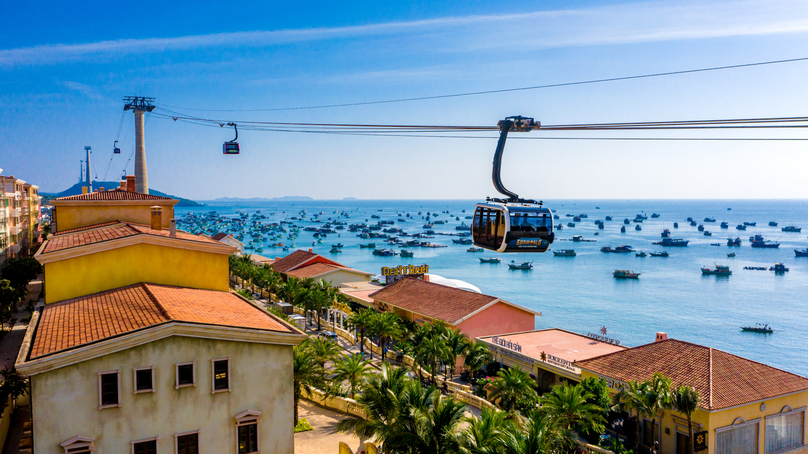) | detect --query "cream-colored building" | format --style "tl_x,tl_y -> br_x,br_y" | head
16,283 -> 307,454
271,249 -> 373,287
